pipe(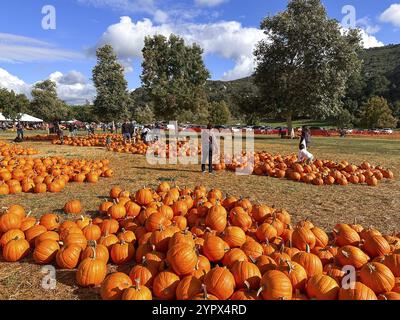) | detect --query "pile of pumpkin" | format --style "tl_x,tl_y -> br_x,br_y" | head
216,152 -> 395,187
0,141 -> 39,157
25,134 -> 59,141
50,134 -> 201,158
0,156 -> 113,195
0,182 -> 399,300
49,134 -> 149,156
